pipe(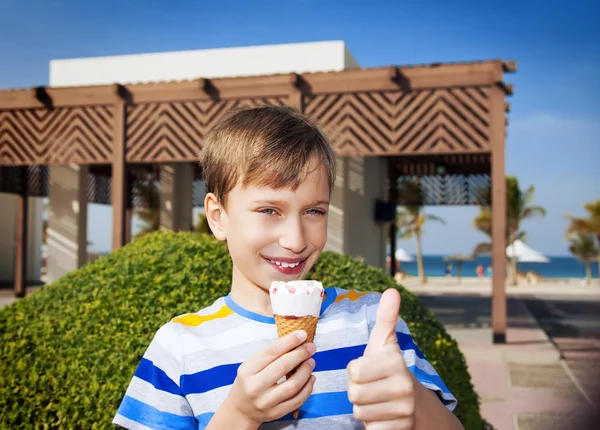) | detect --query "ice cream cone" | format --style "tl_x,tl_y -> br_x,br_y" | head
270,281 -> 324,419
